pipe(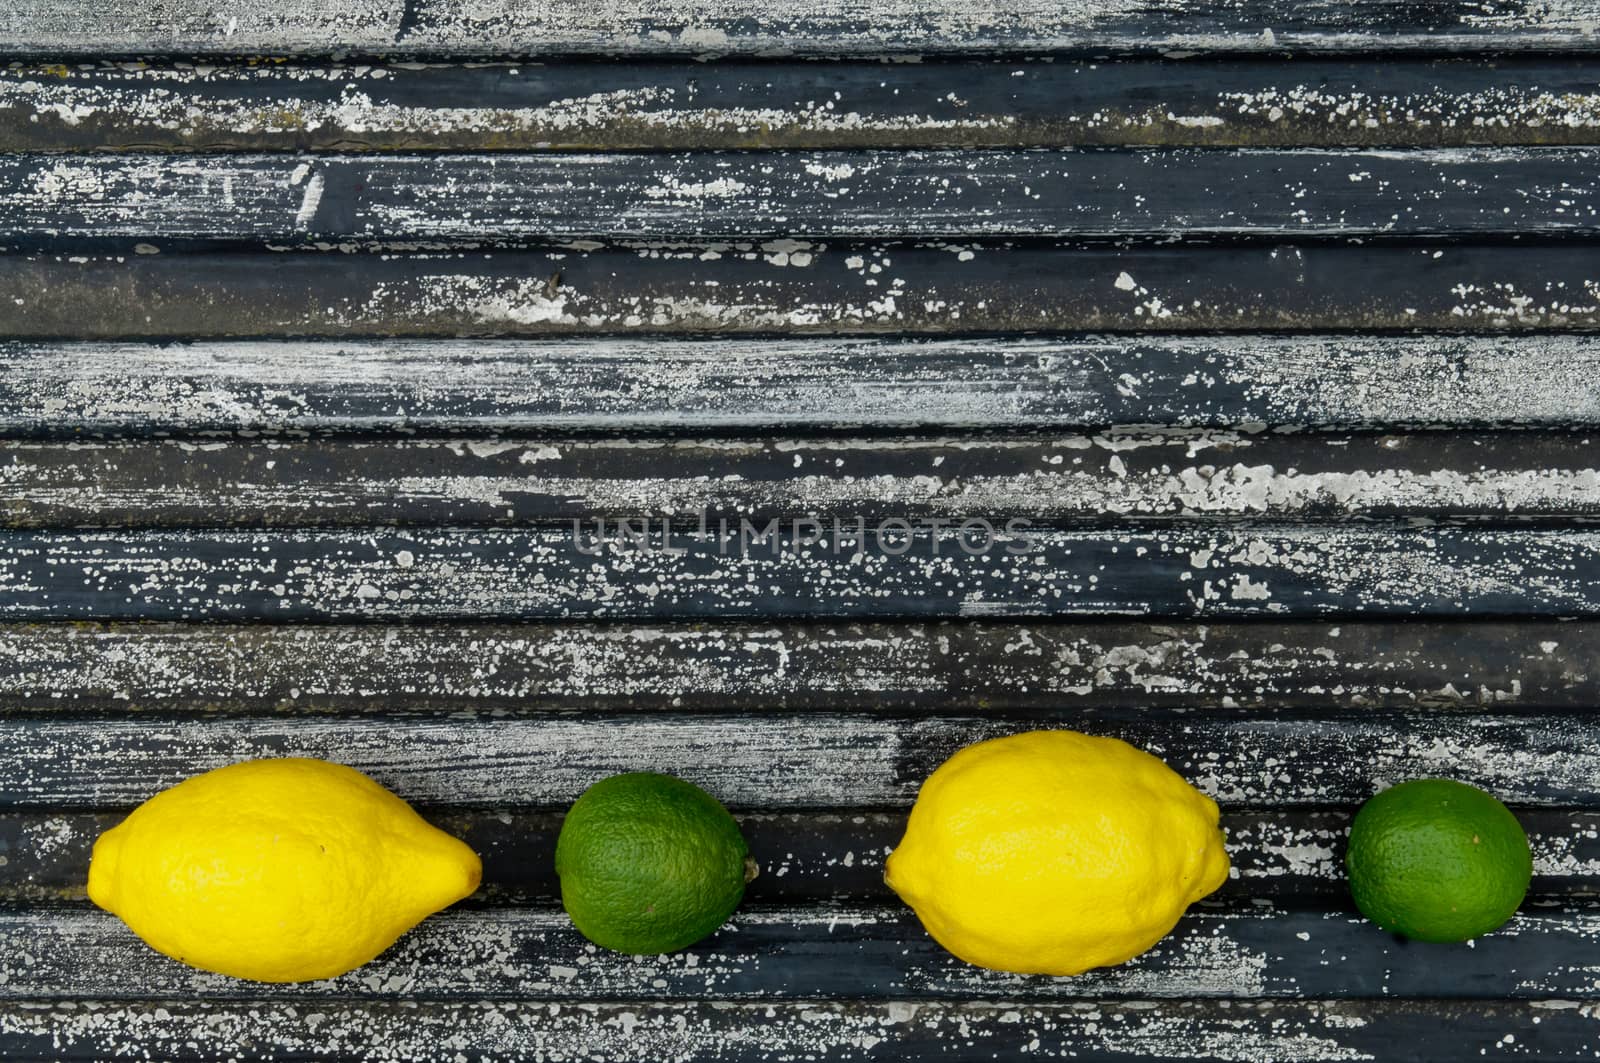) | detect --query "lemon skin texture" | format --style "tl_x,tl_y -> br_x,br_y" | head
86,758 -> 482,982
885,730 -> 1230,976
556,772 -> 751,955
1346,778 -> 1531,943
